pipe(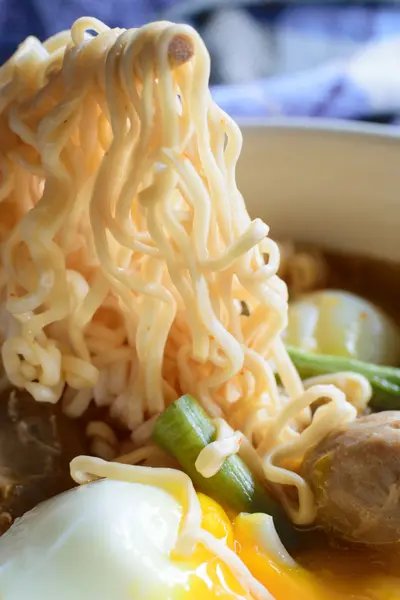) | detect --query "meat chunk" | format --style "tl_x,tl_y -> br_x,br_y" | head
303,412 -> 400,545
0,388 -> 87,532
